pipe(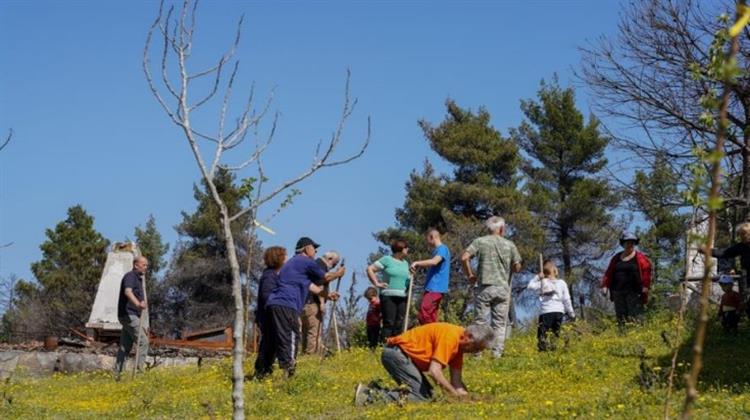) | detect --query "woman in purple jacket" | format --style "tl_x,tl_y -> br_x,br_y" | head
252,246 -> 287,379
